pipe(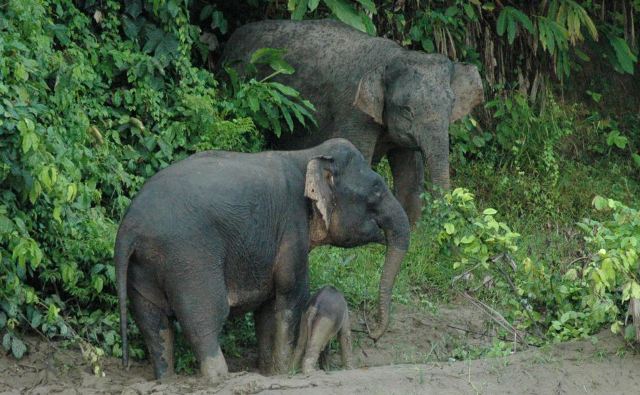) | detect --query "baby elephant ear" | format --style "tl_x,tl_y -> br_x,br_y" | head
305,156 -> 335,230
353,67 -> 385,125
